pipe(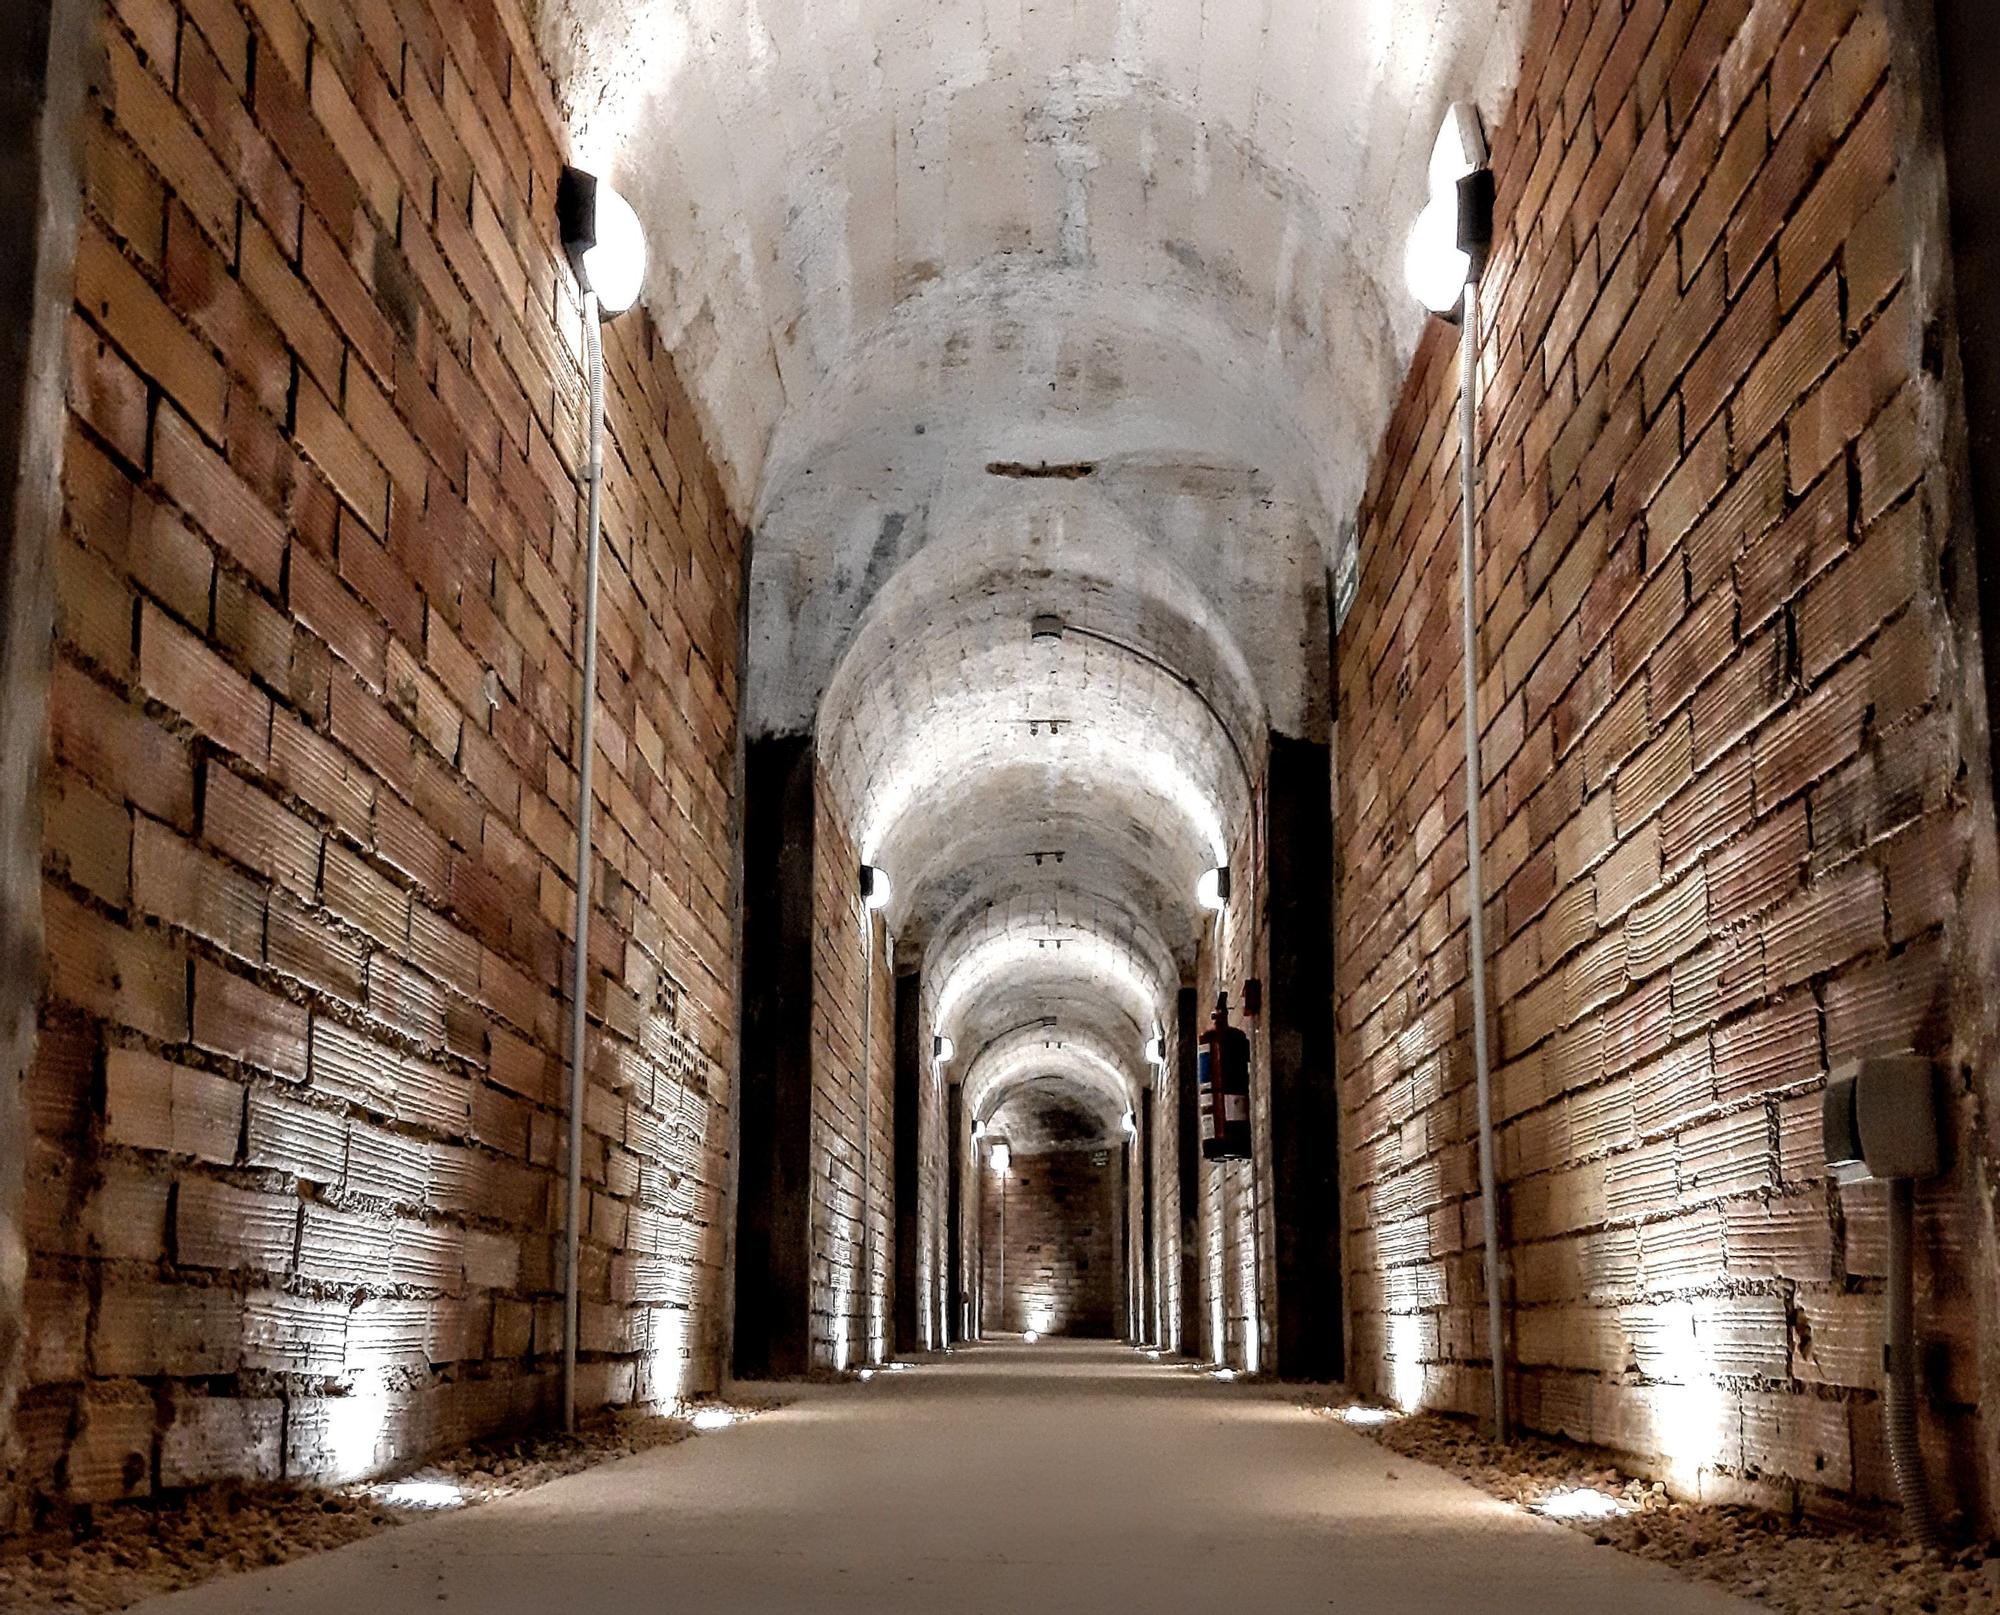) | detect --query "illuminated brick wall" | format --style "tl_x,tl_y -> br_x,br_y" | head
808,769 -> 894,1370
980,1147 -> 1122,1339
1337,0 -> 2000,1524
17,0 -> 744,1512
